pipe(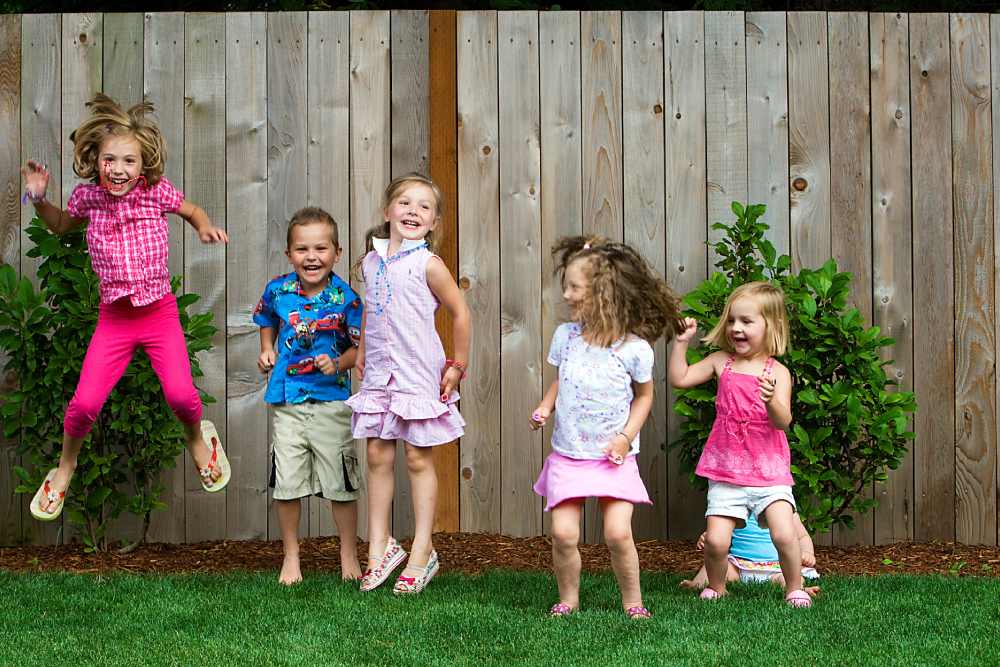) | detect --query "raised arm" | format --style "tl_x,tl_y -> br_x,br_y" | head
668,318 -> 719,389
21,160 -> 83,235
